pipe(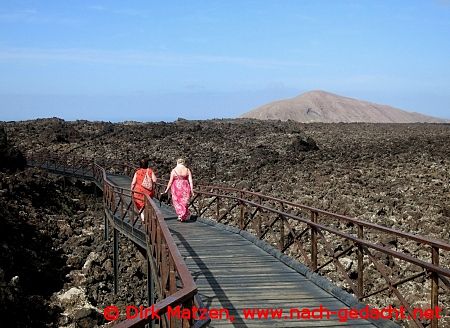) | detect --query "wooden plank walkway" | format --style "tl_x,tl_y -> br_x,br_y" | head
107,175 -> 390,328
